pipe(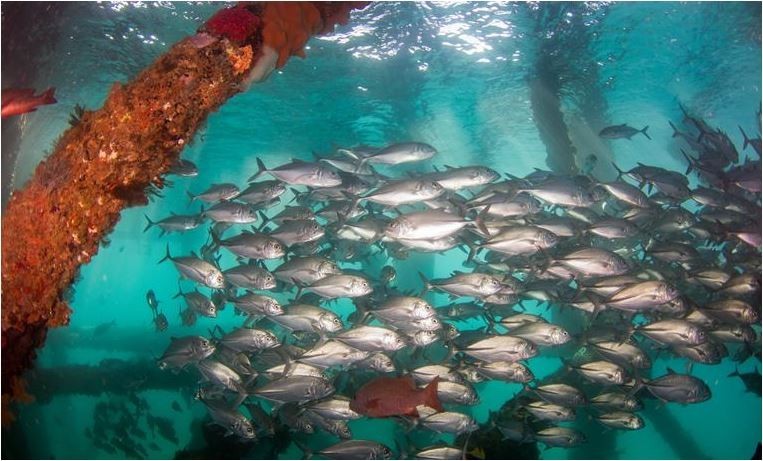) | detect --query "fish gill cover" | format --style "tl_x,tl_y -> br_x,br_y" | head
1,1 -> 761,460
